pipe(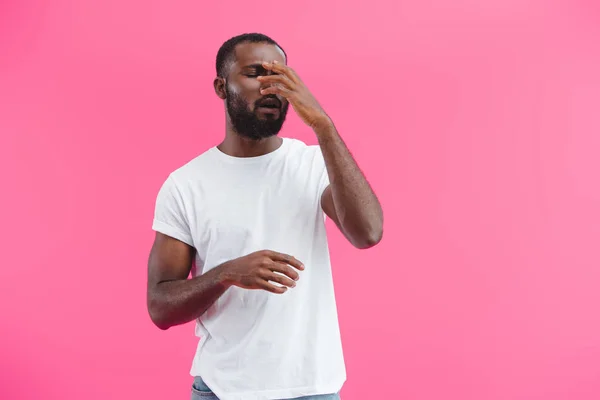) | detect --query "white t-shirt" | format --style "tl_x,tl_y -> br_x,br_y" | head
152,137 -> 346,400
